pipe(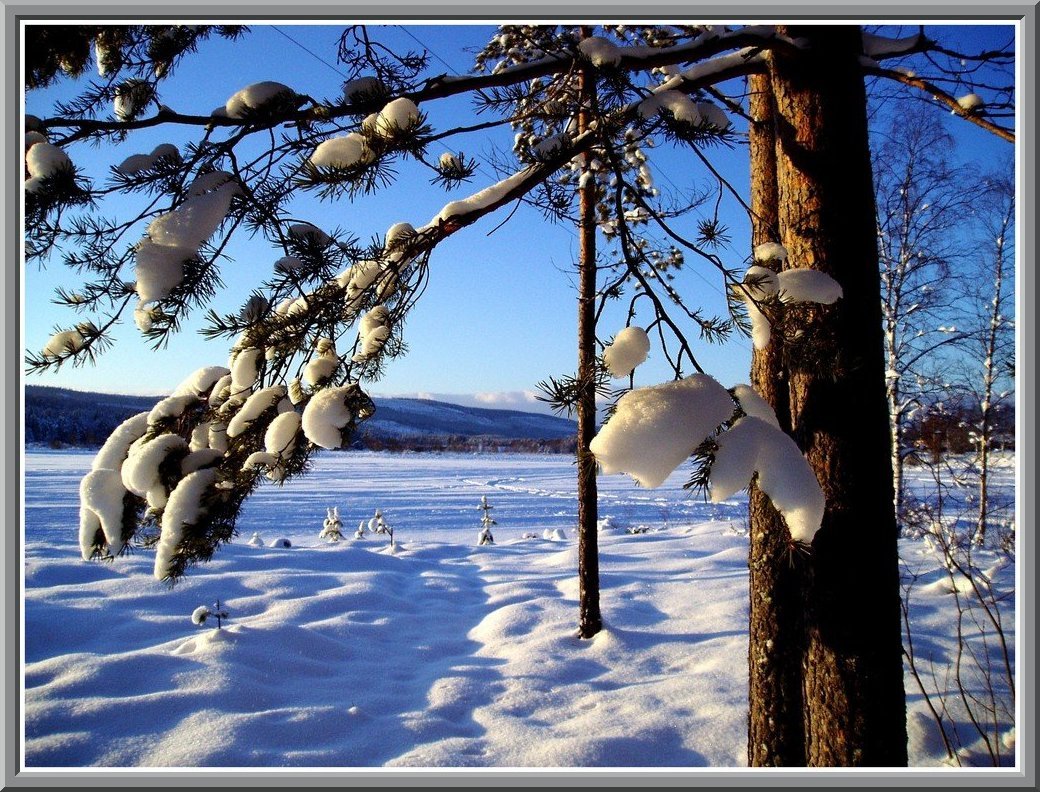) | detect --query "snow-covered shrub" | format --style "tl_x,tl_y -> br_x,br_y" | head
268,537 -> 292,548
320,507 -> 345,542
367,508 -> 395,548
